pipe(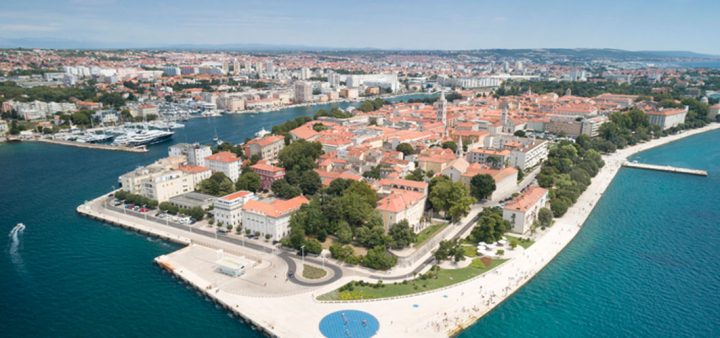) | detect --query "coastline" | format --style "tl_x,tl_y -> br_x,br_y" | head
446,122 -> 720,335
75,123 -> 720,337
